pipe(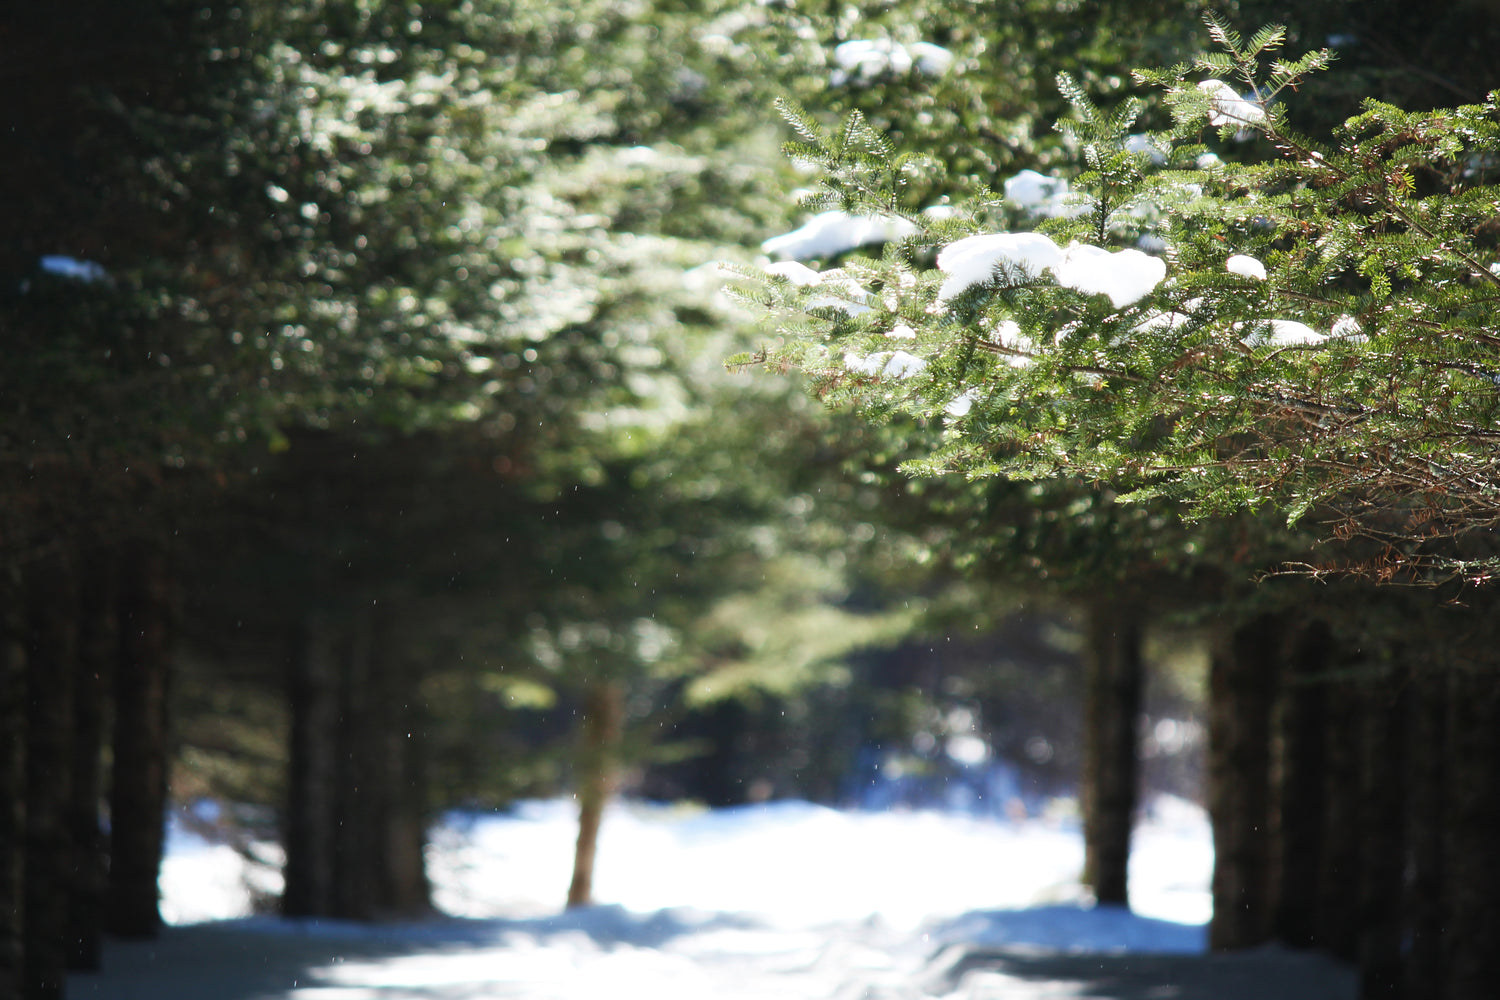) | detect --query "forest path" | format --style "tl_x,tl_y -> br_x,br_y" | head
69,914 -> 1354,1000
